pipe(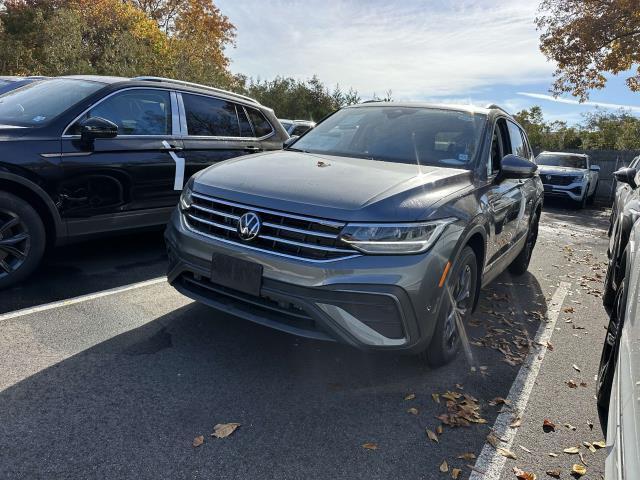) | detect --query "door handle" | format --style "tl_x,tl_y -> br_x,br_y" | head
162,141 -> 183,151
244,145 -> 261,153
